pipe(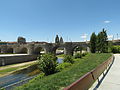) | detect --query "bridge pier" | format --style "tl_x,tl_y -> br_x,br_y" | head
28,44 -> 34,55
87,47 -> 90,52
43,43 -> 56,54
64,49 -> 73,55
14,45 -> 22,54
64,42 -> 74,56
